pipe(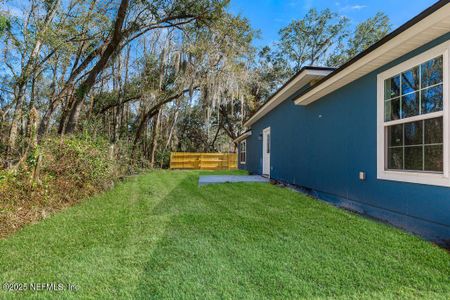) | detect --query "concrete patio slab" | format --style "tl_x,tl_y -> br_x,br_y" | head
199,175 -> 269,186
